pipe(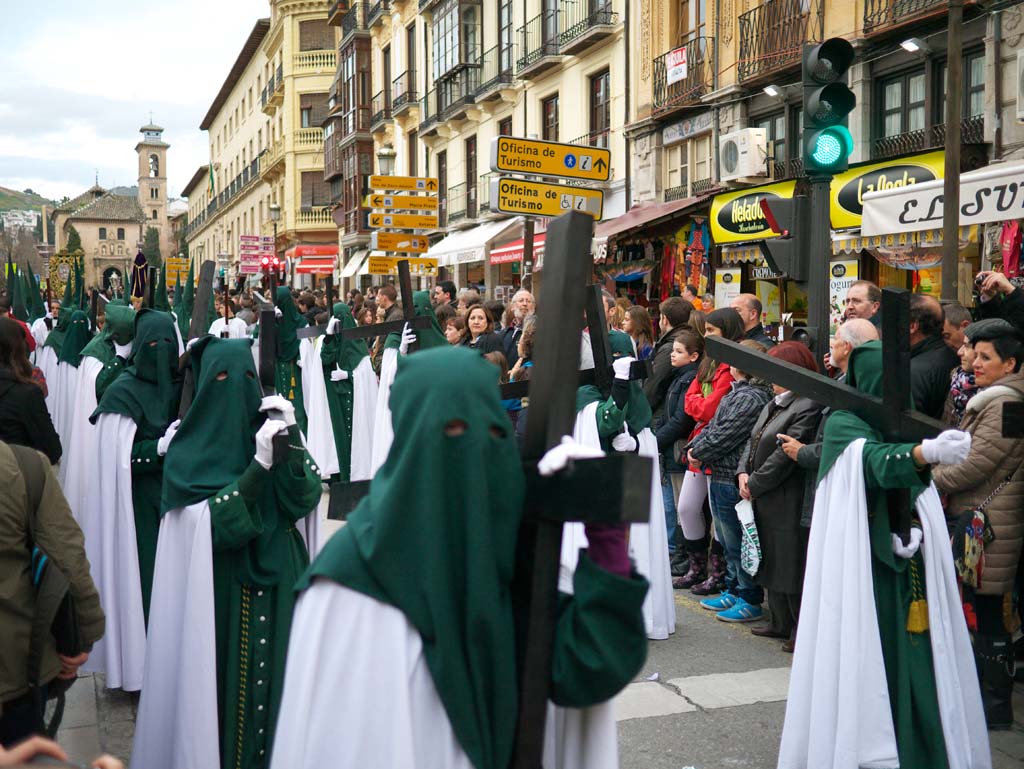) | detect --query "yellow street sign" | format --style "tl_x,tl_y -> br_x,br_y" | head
489,177 -> 604,219
363,193 -> 439,211
368,212 -> 439,229
370,232 -> 431,253
489,137 -> 612,182
367,256 -> 438,276
368,175 -> 440,193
